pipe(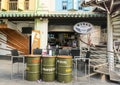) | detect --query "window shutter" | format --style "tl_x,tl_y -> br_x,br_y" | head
18,0 -> 25,11
1,0 -> 8,11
